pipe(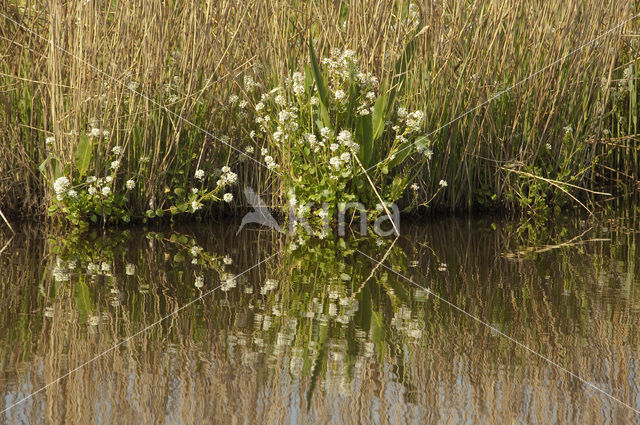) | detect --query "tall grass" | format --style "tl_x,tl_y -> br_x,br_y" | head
0,0 -> 638,220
